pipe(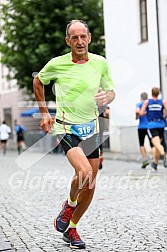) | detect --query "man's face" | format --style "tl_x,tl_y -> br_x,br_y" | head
65,22 -> 91,59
